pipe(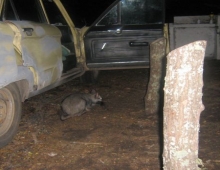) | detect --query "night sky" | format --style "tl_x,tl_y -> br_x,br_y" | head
166,0 -> 220,22
63,0 -> 220,27
63,0 -> 115,27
